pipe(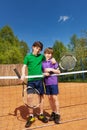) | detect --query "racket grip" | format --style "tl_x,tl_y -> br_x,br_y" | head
14,68 -> 21,79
